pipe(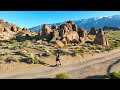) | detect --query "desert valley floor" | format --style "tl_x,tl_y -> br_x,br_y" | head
0,47 -> 120,79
